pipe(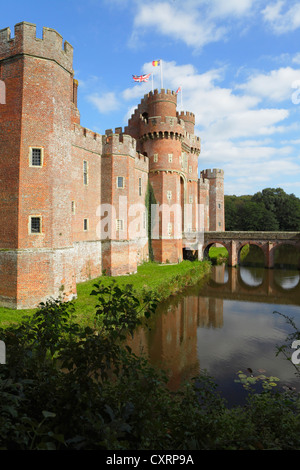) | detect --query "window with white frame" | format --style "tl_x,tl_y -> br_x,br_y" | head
167,190 -> 172,201
189,195 -> 193,203
153,153 -> 158,162
168,222 -> 172,236
83,160 -> 88,185
29,147 -> 43,167
139,177 -> 142,196
189,165 -> 192,174
168,153 -> 173,163
116,219 -> 124,231
117,176 -> 124,189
